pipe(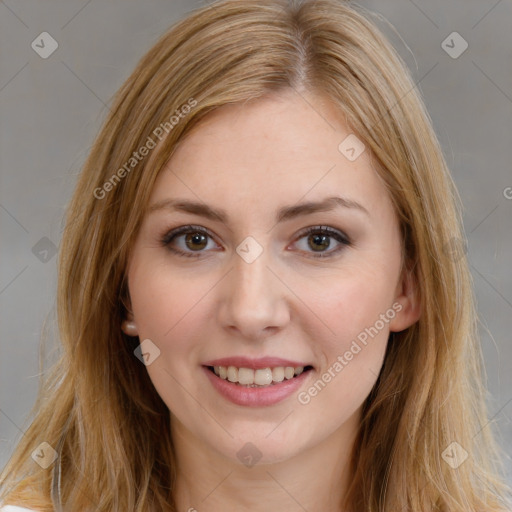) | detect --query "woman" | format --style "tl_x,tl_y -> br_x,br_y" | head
1,0 -> 510,510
